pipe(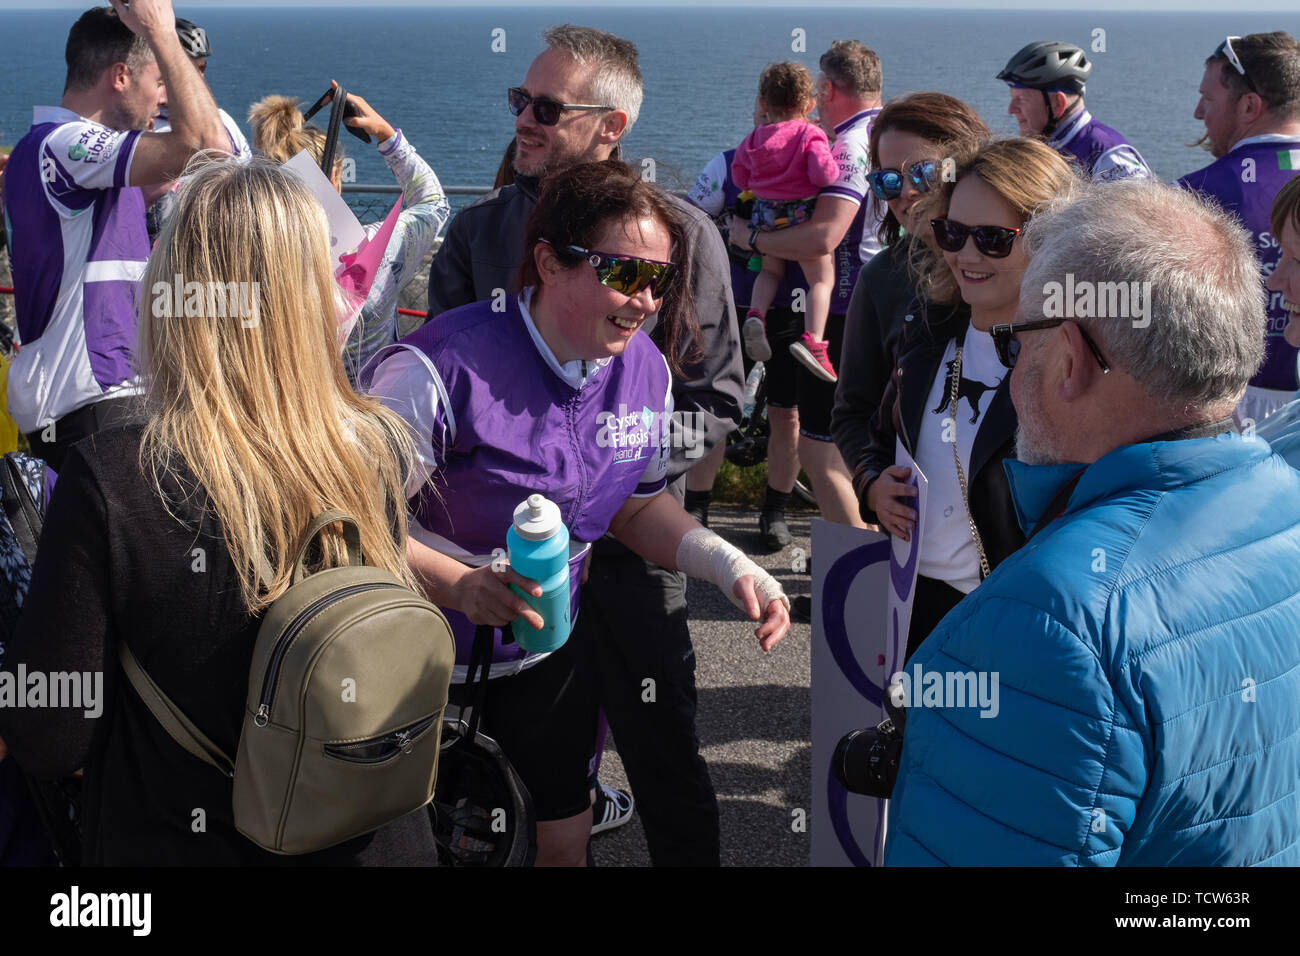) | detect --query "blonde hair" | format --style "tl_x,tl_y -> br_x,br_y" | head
911,137 -> 1078,306
137,155 -> 418,611
247,94 -> 344,176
